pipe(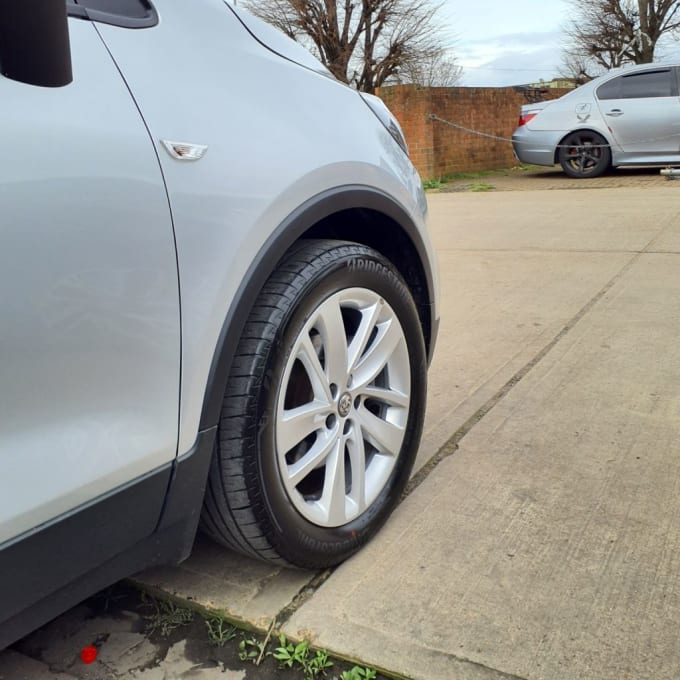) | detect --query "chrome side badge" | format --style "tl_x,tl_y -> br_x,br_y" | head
161,140 -> 208,161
